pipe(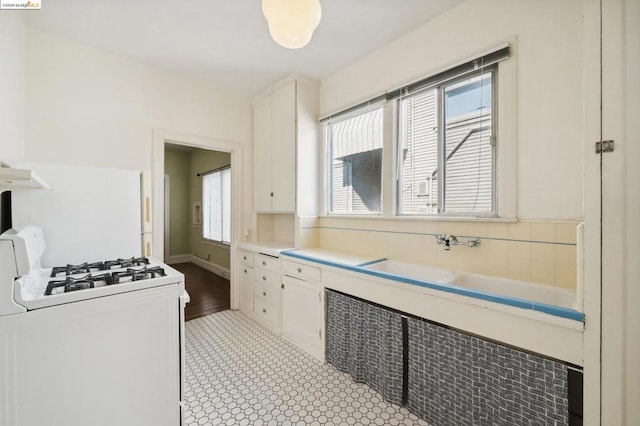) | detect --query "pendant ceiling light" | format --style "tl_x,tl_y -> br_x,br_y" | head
262,0 -> 322,49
